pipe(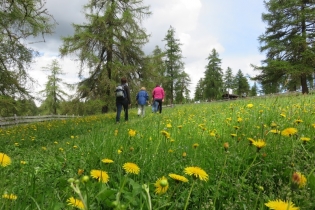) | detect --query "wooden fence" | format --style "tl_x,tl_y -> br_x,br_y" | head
0,114 -> 79,127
